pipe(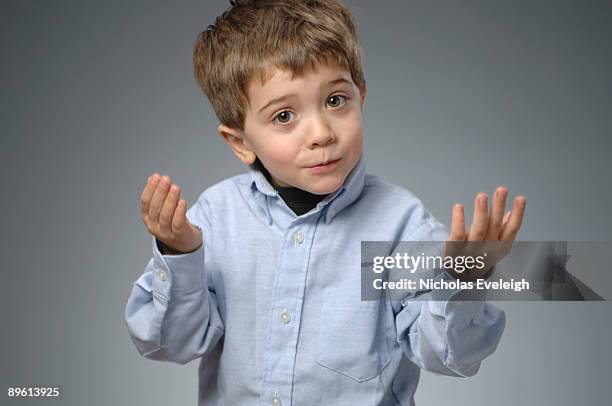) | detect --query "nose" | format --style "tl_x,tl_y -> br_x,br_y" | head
306,114 -> 335,148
